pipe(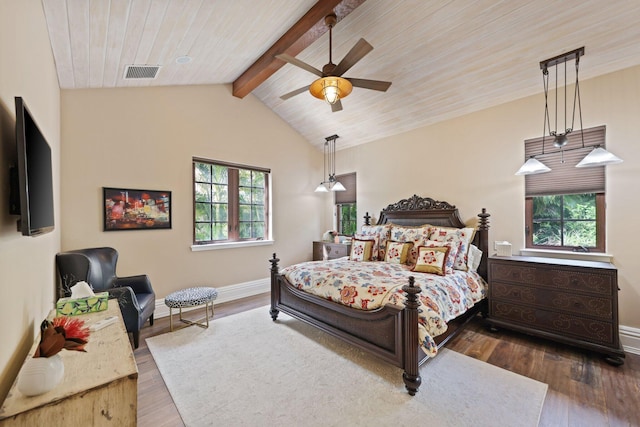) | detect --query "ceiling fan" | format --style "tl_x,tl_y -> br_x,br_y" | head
276,13 -> 392,112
